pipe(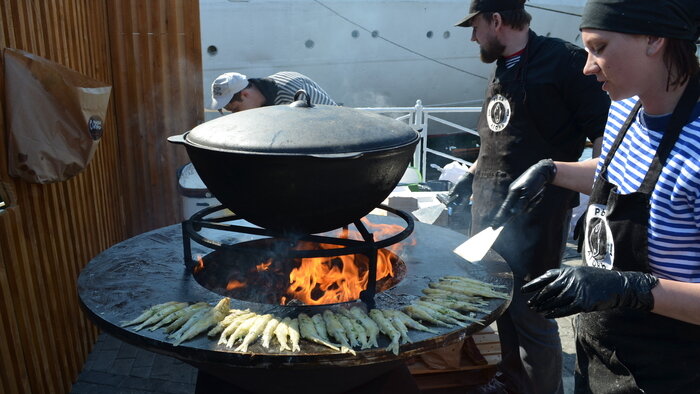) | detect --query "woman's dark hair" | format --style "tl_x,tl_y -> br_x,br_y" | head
664,38 -> 699,88
481,8 -> 532,30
